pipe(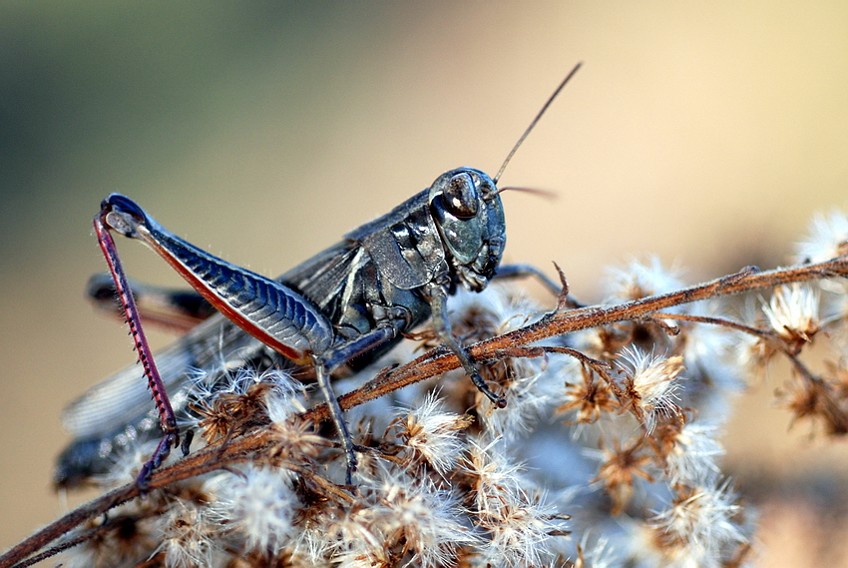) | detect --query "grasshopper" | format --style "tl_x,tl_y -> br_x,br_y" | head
56,64 -> 581,488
